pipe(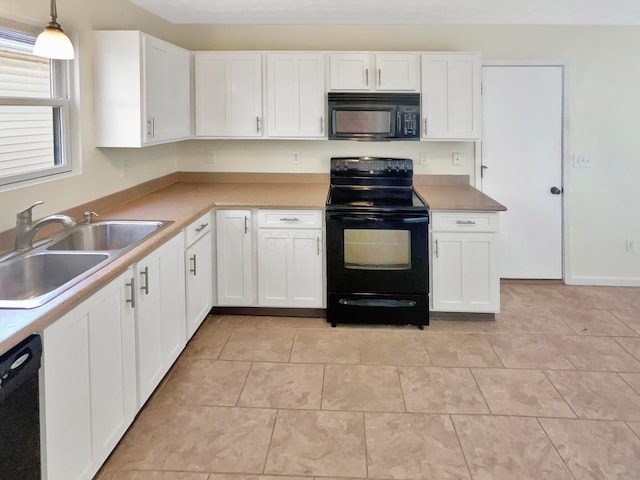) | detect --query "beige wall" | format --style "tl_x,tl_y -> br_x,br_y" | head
0,4 -> 638,284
